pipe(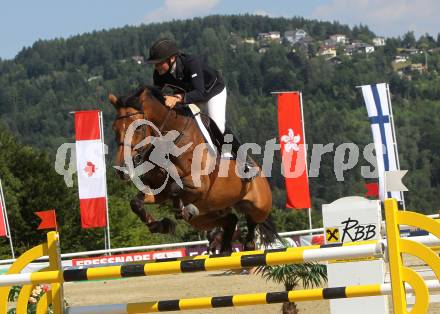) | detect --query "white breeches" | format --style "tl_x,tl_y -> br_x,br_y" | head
203,87 -> 227,134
